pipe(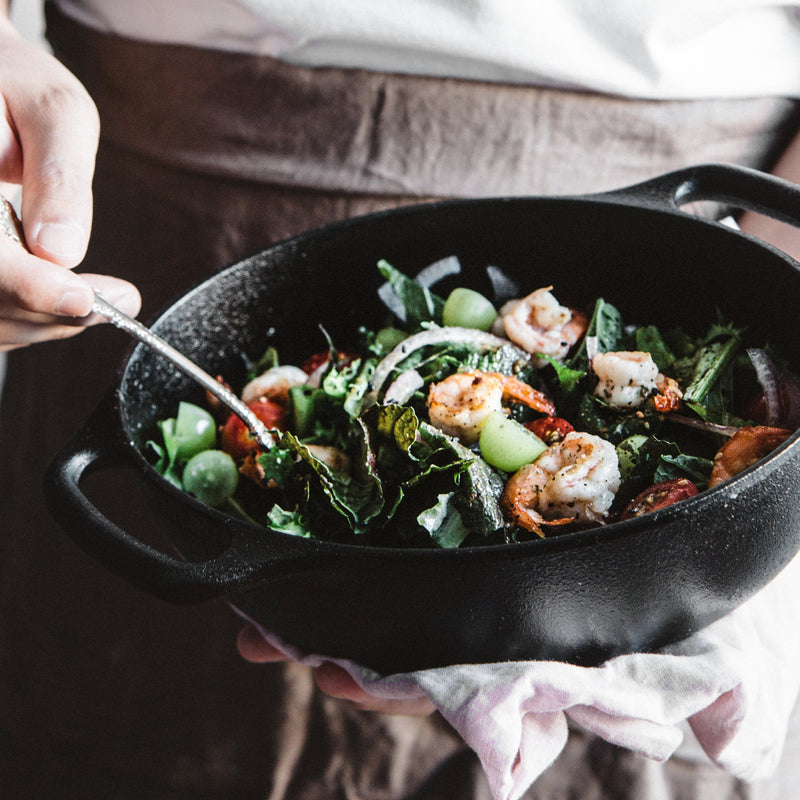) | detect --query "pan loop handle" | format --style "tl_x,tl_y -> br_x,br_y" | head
604,162 -> 800,233
43,392 -> 313,603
